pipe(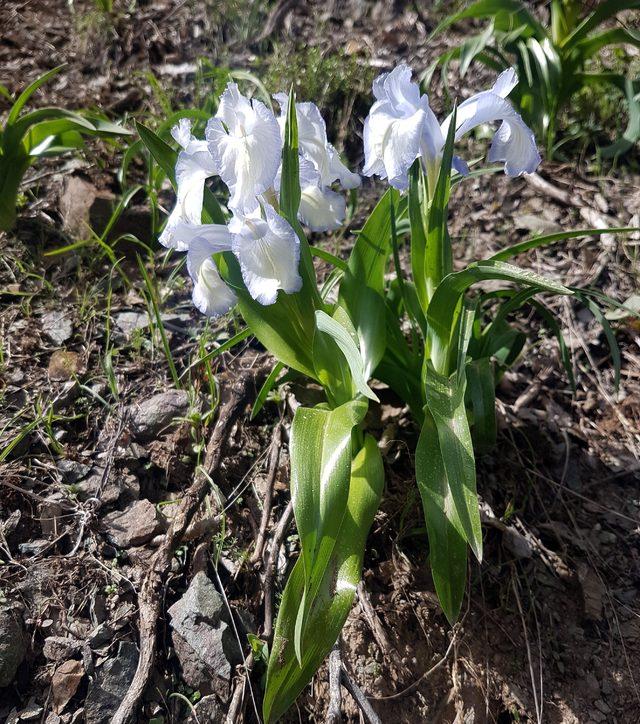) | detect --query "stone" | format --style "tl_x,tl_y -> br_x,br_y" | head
128,389 -> 189,441
0,604 -> 26,686
85,641 -> 138,724
56,459 -> 91,484
51,659 -> 84,713
43,636 -> 82,663
41,311 -> 73,346
168,572 -> 241,692
102,500 -> 161,548
186,695 -> 225,723
39,493 -> 68,537
114,311 -> 149,336
48,351 -> 81,382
